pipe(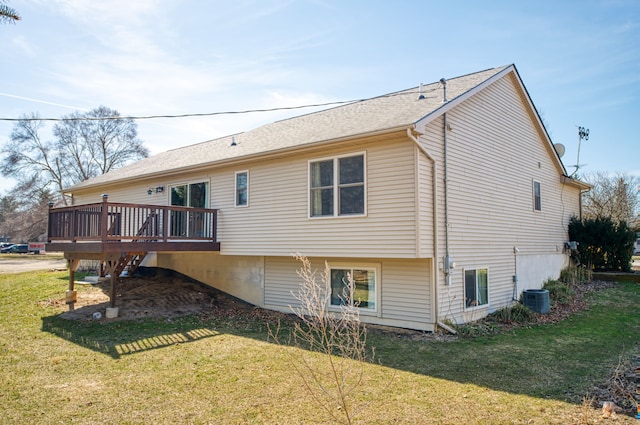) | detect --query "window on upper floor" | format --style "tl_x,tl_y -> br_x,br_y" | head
171,181 -> 208,208
235,171 -> 248,207
533,180 -> 542,211
170,181 -> 209,237
464,268 -> 488,309
309,153 -> 365,217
